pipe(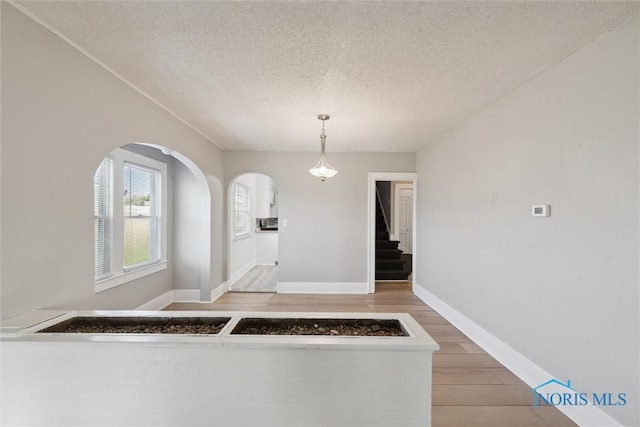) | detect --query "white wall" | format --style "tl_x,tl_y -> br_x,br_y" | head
416,16 -> 639,427
256,233 -> 278,265
254,174 -> 272,218
224,152 -> 416,288
1,3 -> 225,317
172,159 -> 210,293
